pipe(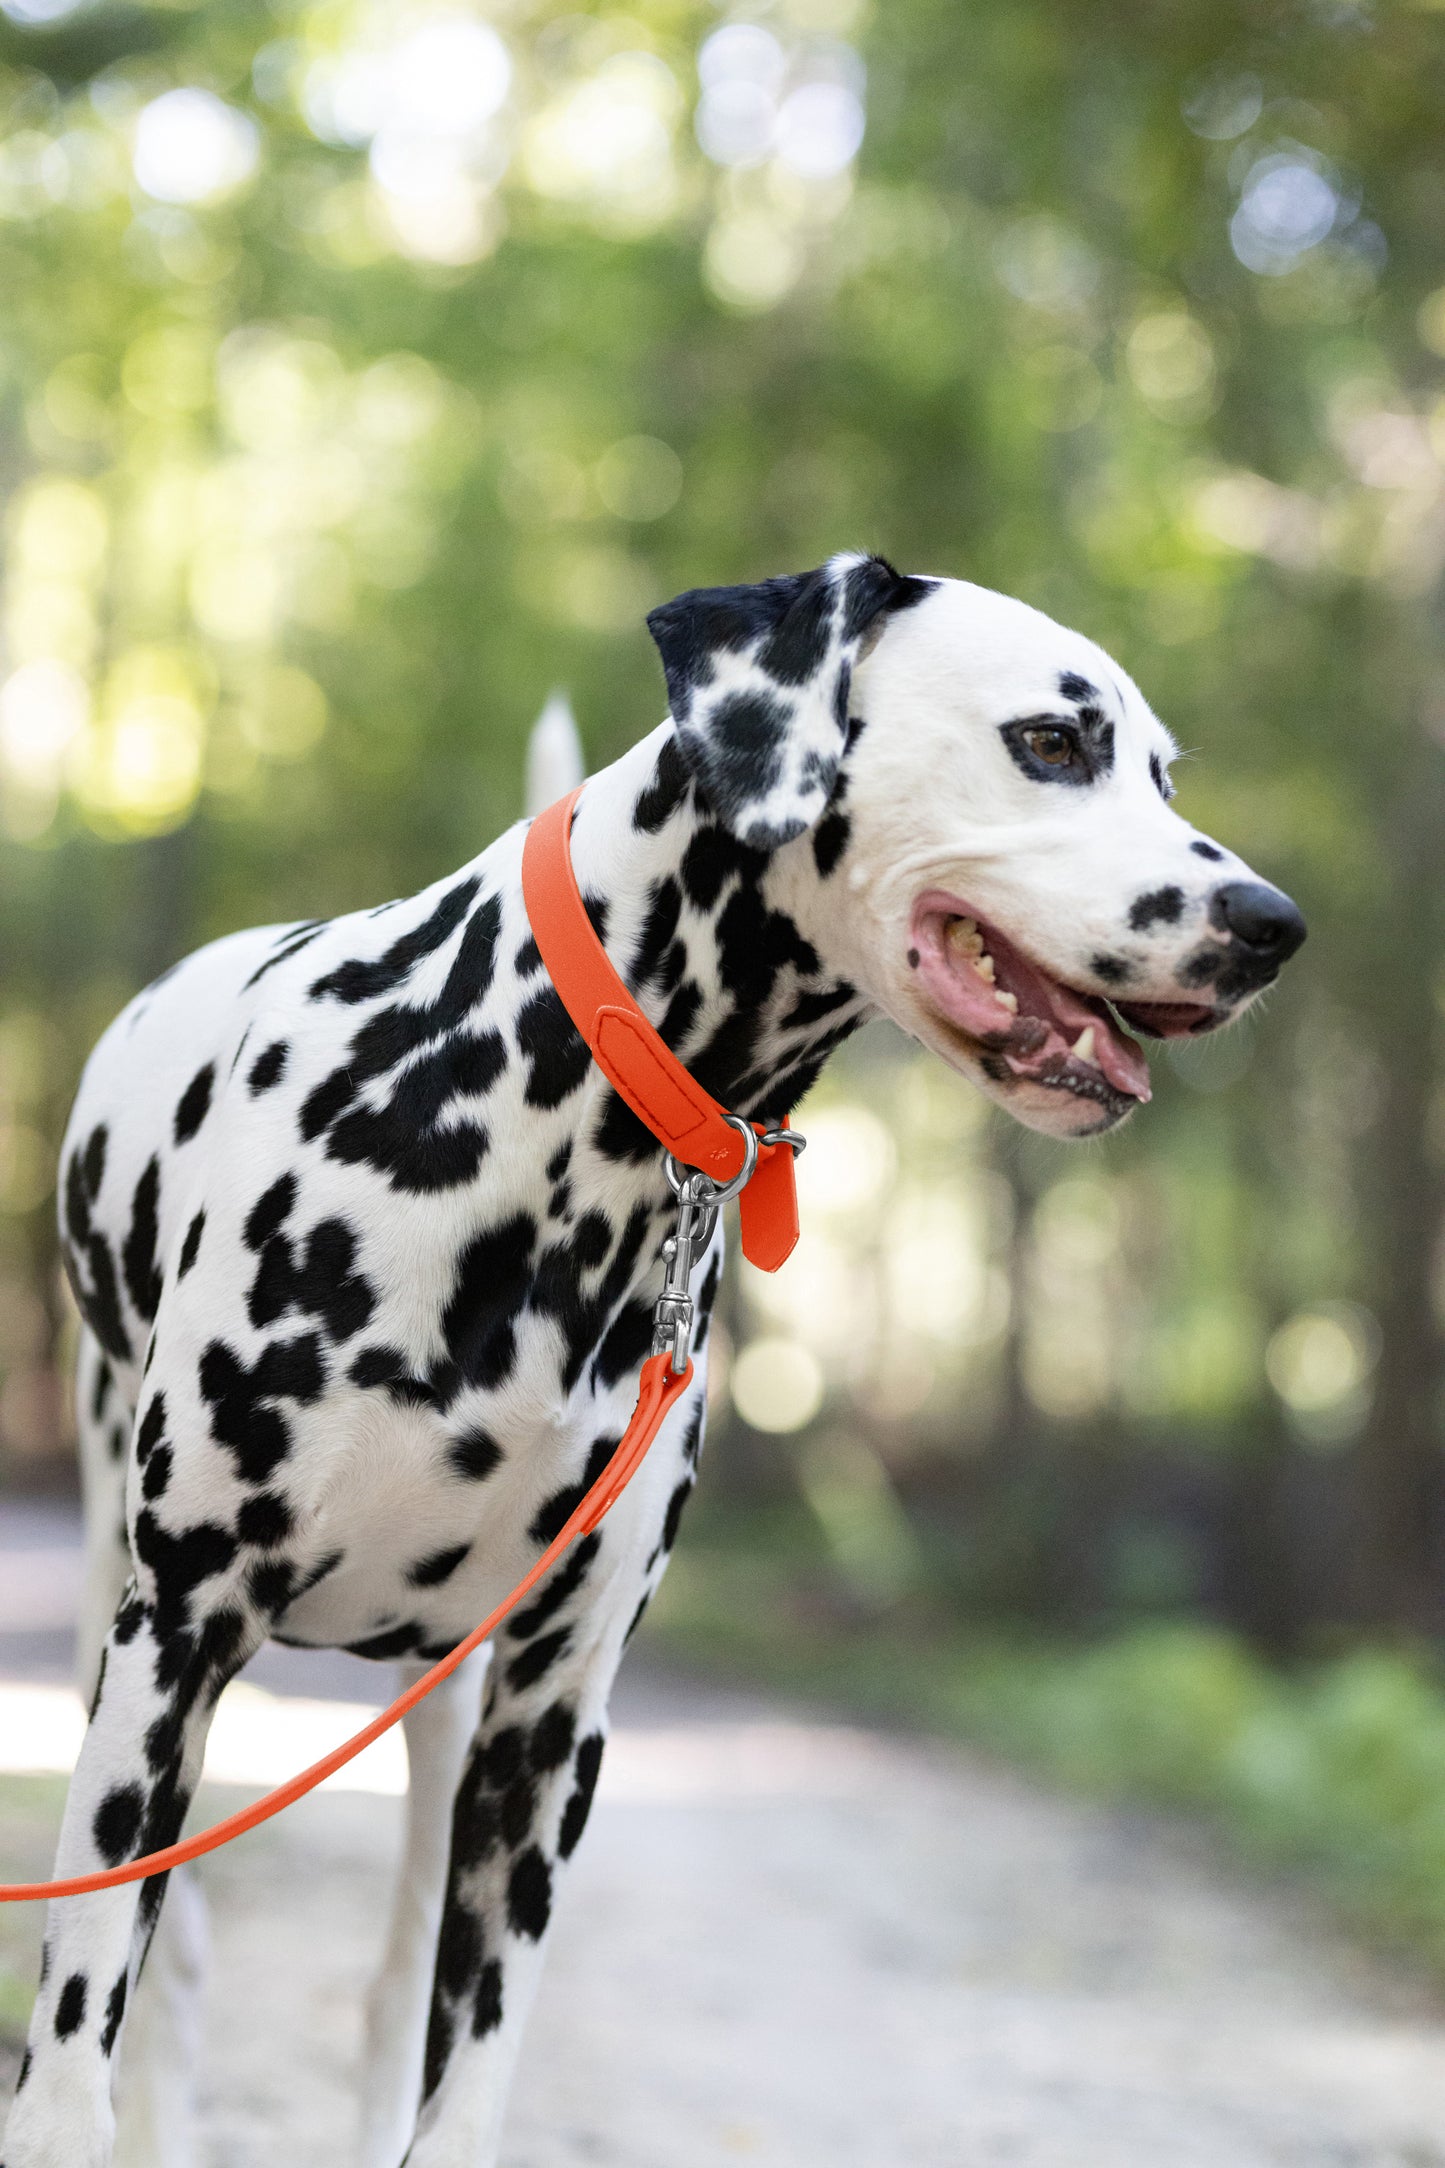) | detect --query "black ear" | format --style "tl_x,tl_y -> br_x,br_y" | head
646,552 -> 936,848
